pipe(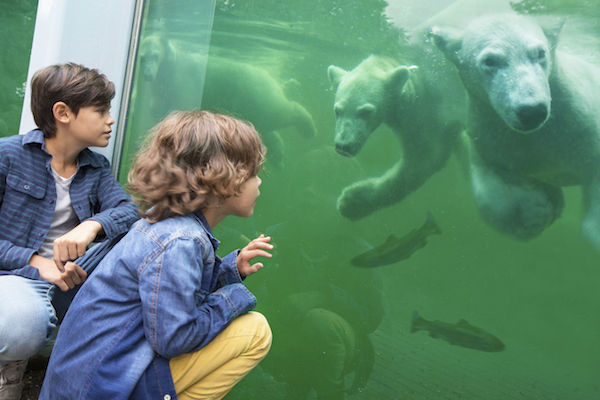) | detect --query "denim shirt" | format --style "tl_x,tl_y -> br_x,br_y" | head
0,129 -> 139,278
40,211 -> 257,400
